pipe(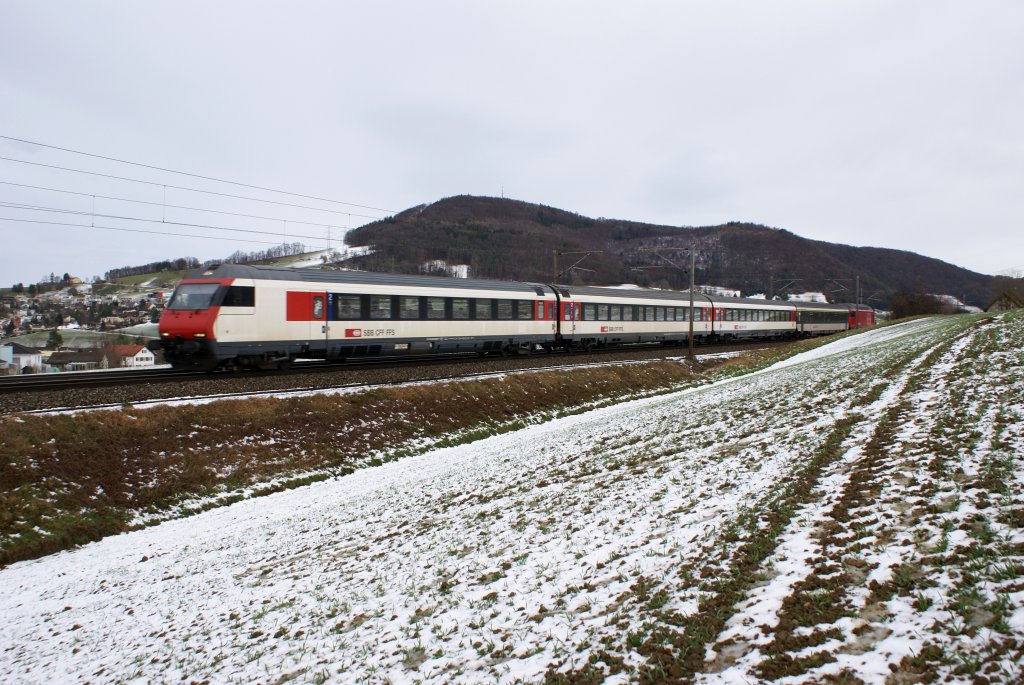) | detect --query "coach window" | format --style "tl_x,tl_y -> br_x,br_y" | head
597,304 -> 609,320
335,294 -> 360,320
400,296 -> 420,319
517,300 -> 533,320
610,305 -> 621,321
370,295 -> 392,320
426,297 -> 445,320
497,300 -> 513,320
475,299 -> 493,319
622,306 -> 633,321
452,298 -> 470,320
312,296 -> 325,320
581,304 -> 595,321
666,308 -> 675,322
